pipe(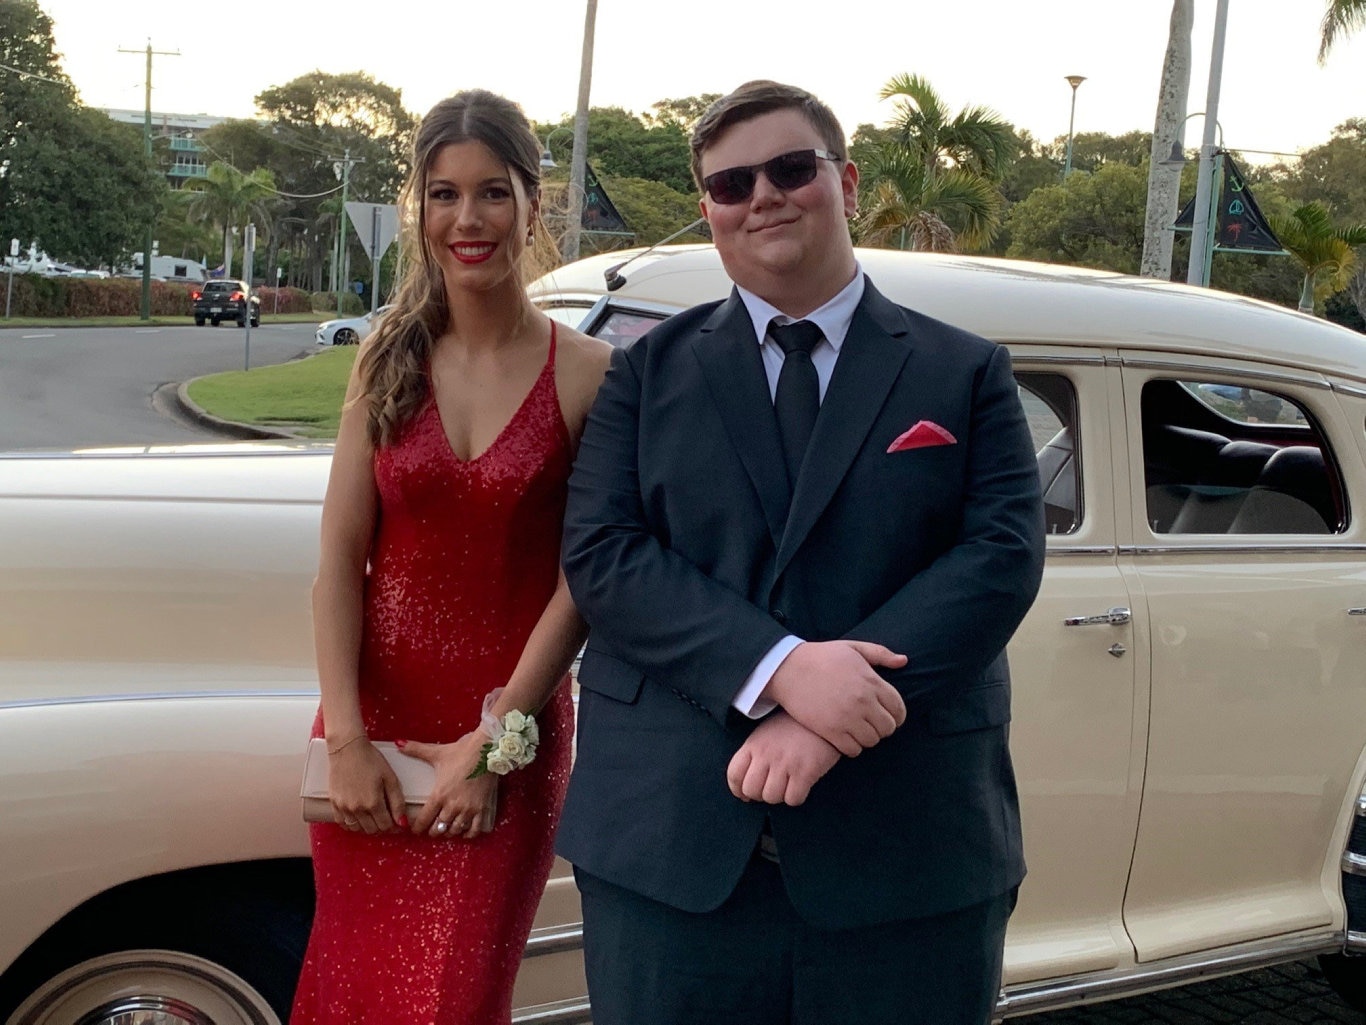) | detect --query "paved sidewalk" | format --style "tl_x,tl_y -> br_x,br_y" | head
1020,959 -> 1363,1024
